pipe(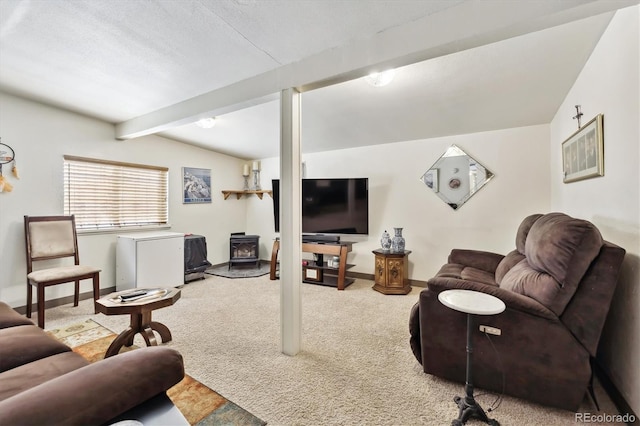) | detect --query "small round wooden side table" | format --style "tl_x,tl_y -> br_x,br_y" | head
96,288 -> 181,358
438,289 -> 506,426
